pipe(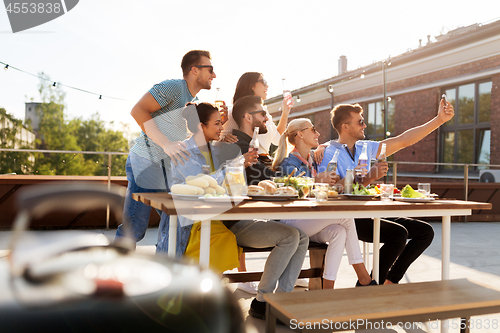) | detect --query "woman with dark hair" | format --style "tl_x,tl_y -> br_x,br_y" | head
156,102 -> 242,274
223,72 -> 292,165
223,72 -> 294,293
